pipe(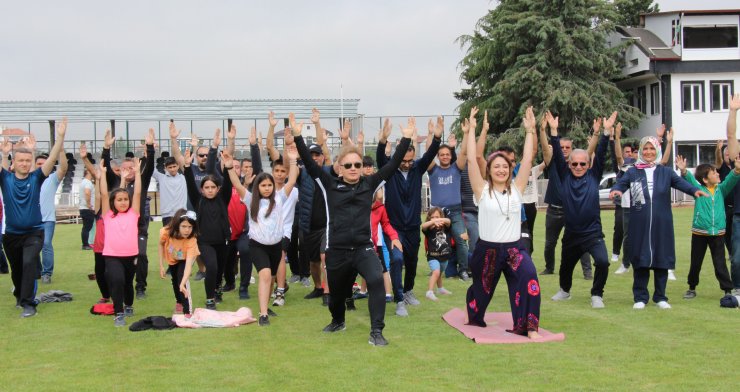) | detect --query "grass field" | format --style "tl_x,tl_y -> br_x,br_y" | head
0,207 -> 738,391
